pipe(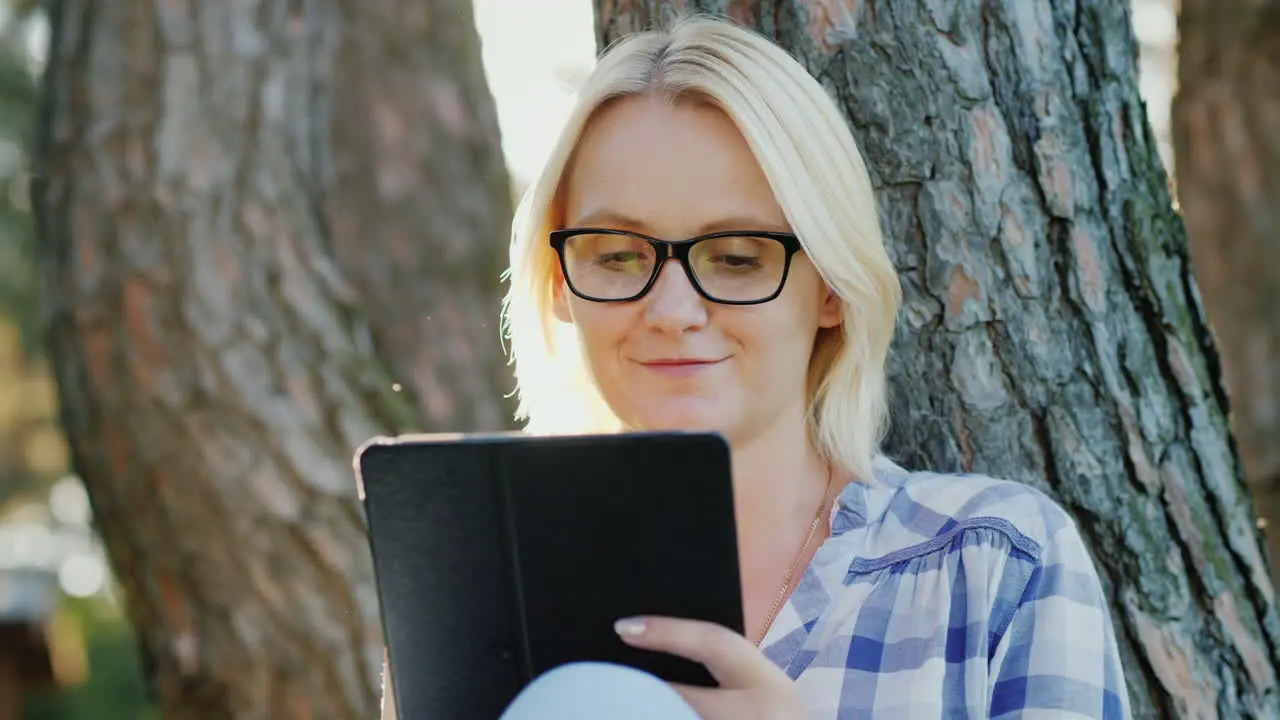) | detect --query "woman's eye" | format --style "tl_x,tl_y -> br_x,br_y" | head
711,254 -> 762,270
598,252 -> 644,266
